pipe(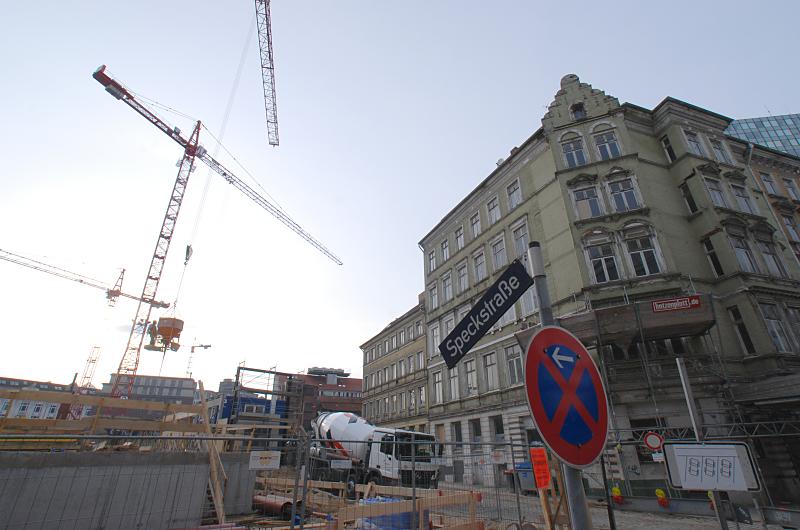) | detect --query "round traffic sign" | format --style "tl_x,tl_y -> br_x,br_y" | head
524,326 -> 609,468
643,431 -> 664,451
